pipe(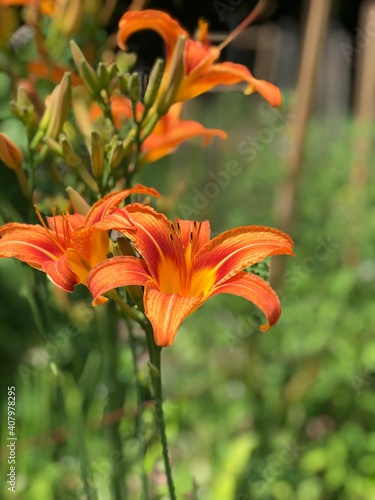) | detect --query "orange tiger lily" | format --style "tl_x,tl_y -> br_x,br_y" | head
0,185 -> 158,292
0,0 -> 55,16
117,9 -> 282,107
87,205 -> 293,347
92,96 -> 227,164
141,102 -> 227,163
